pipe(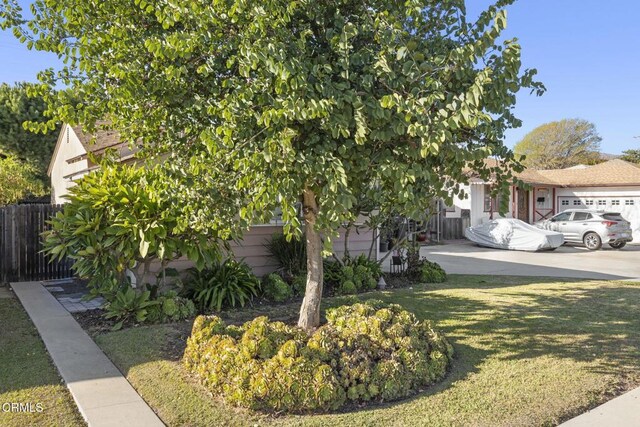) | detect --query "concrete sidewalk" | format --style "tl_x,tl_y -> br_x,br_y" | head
11,281 -> 164,427
560,386 -> 640,426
